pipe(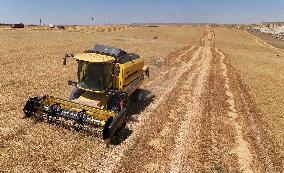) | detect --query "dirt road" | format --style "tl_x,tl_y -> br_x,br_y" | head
1,26 -> 283,172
